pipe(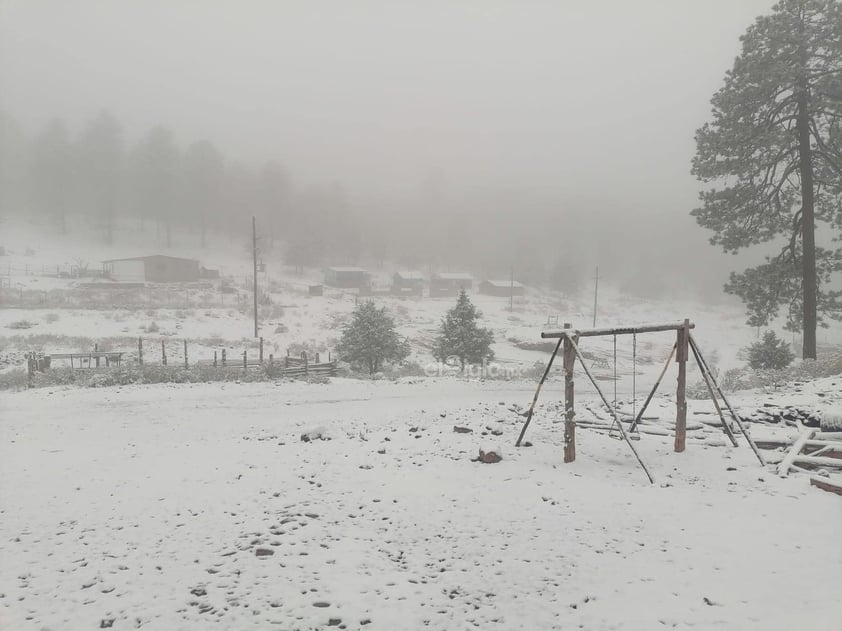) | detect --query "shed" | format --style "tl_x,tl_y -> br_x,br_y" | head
480,279 -> 526,297
102,255 -> 200,283
430,272 -> 473,297
323,266 -> 370,289
392,271 -> 425,295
